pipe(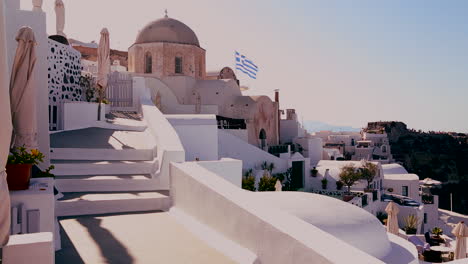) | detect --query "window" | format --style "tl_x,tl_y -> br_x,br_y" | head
424,213 -> 427,224
402,186 -> 409,197
175,57 -> 183,73
145,52 -> 152,74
